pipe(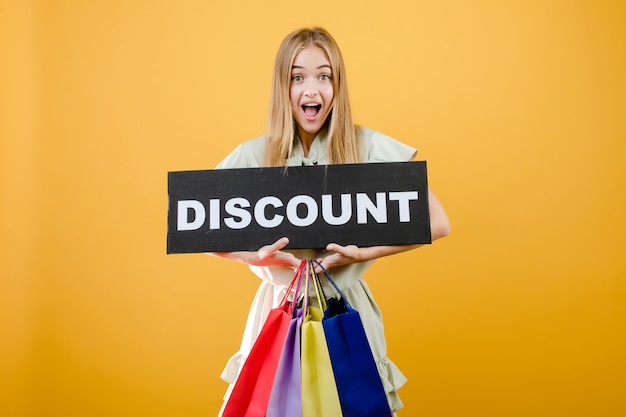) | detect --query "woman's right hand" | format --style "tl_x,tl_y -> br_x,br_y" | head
209,237 -> 302,268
